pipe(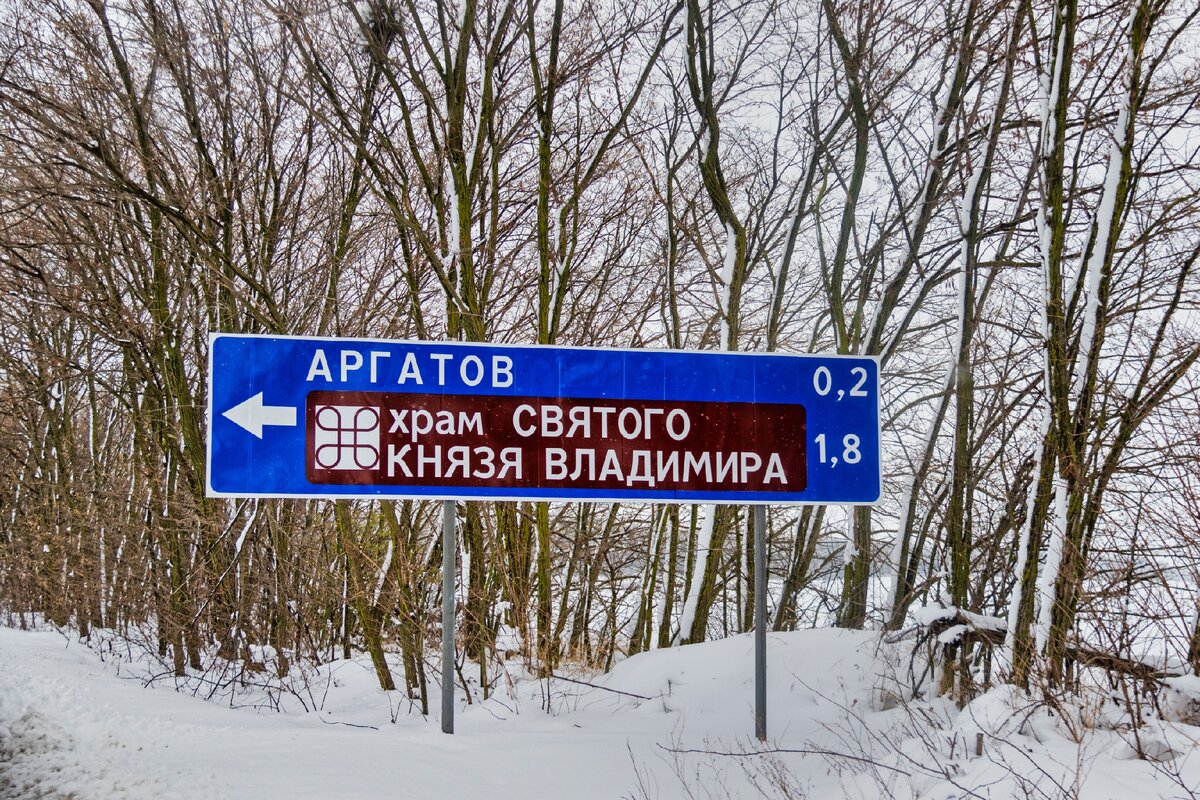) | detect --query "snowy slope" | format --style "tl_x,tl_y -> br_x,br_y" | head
0,626 -> 878,799
2,625 -> 1198,799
